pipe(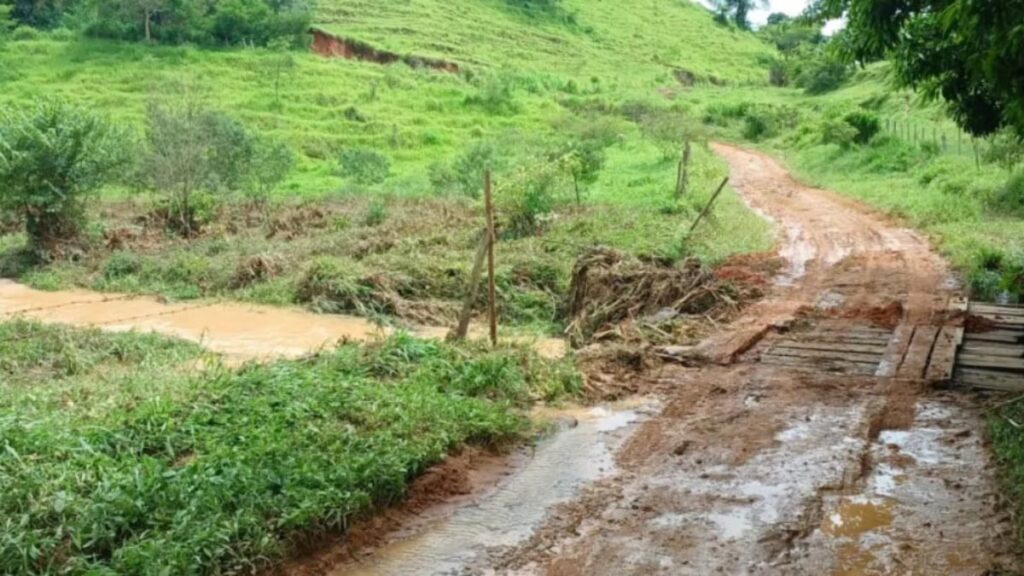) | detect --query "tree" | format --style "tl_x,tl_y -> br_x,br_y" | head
266,37 -> 295,109
0,100 -> 126,256
814,0 -> 1024,136
145,85 -> 212,236
712,0 -> 766,30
